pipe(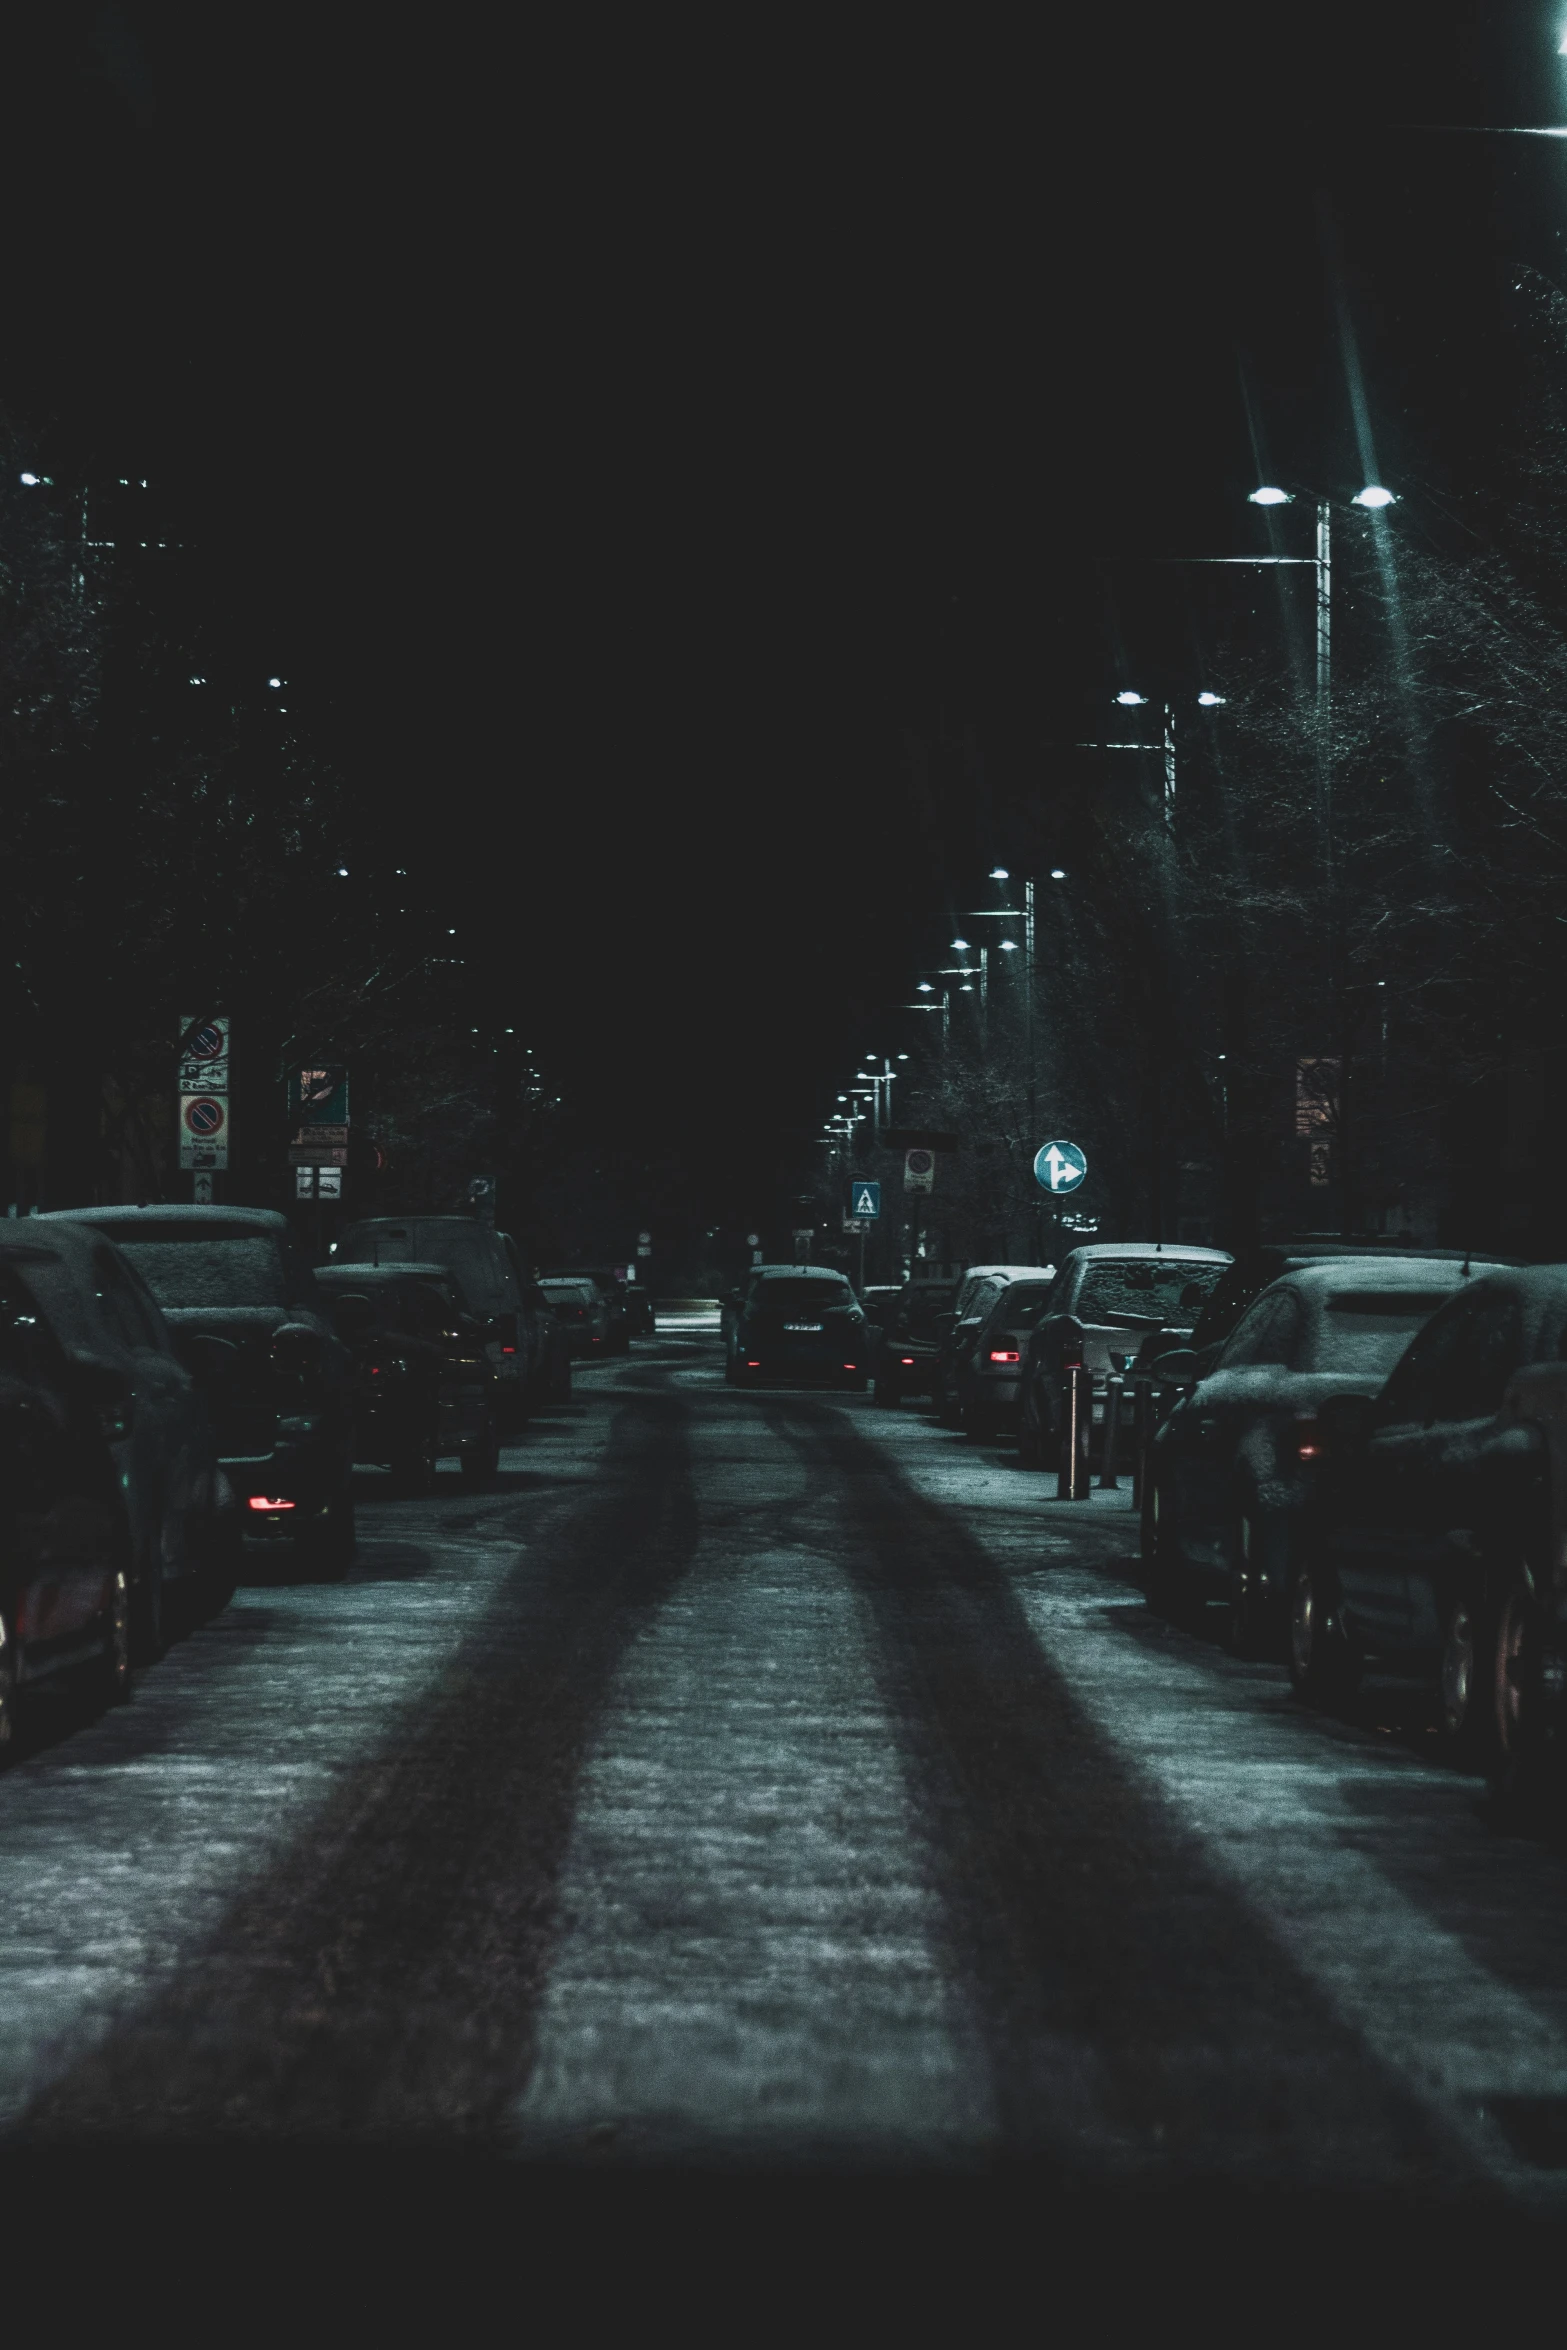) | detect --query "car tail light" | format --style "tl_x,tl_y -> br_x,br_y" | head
989,1349 -> 1021,1364
248,1496 -> 295,1512
747,1359 -> 760,1368
843,1362 -> 856,1370
900,1357 -> 915,1366
501,1345 -> 516,1355
1295,1414 -> 1321,1460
